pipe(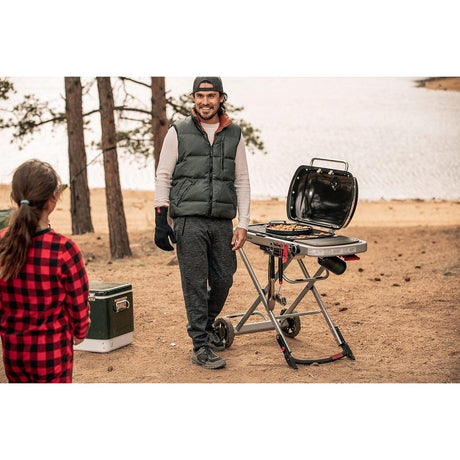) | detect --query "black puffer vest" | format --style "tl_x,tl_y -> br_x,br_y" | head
169,112 -> 241,219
